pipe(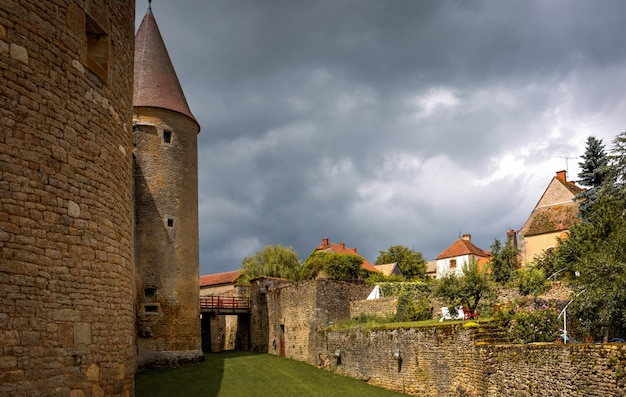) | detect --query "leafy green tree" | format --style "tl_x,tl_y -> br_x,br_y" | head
555,132 -> 626,339
514,267 -> 546,297
533,248 -> 562,280
575,136 -> 609,220
488,238 -> 519,284
241,244 -> 301,282
375,245 -> 426,279
300,252 -> 364,281
434,258 -> 492,312
564,193 -> 626,340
